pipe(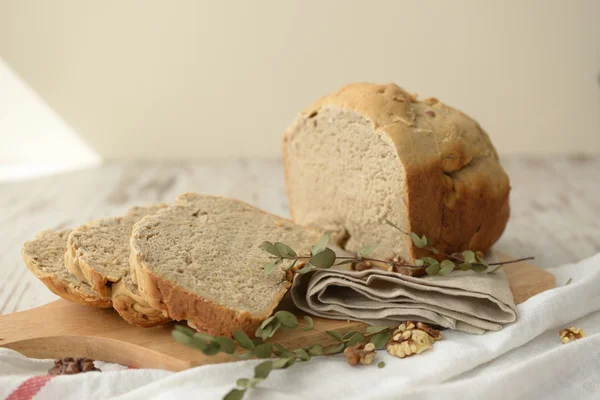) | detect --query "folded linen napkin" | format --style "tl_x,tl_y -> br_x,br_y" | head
290,252 -> 517,334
